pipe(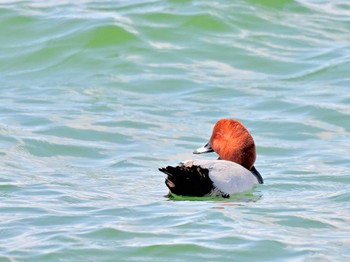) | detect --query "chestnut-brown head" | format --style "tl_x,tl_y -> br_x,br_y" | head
194,118 -> 256,170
